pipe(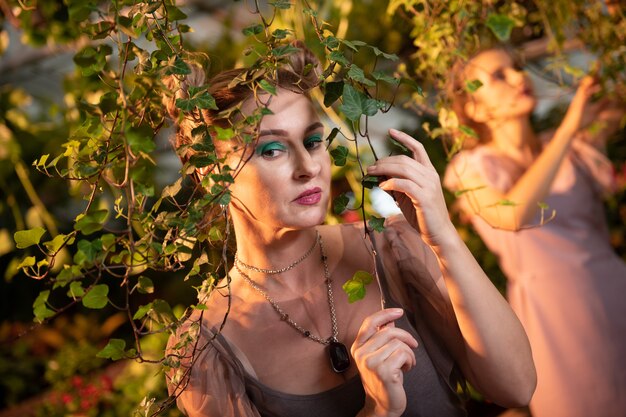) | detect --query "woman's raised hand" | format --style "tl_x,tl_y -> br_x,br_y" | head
367,129 -> 455,247
561,76 -> 607,136
352,308 -> 417,417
